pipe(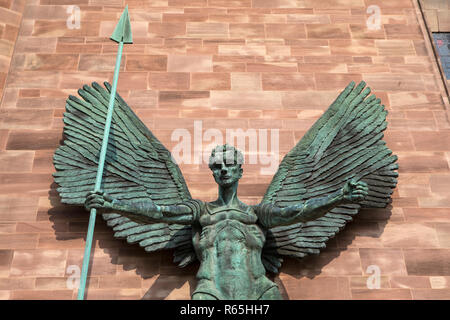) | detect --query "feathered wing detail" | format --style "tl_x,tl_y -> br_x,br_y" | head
53,82 -> 196,267
260,81 -> 398,273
